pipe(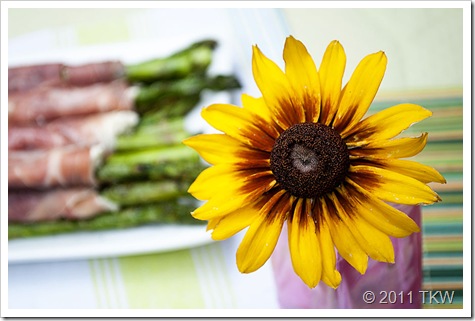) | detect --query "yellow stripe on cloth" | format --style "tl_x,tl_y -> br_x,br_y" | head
118,250 -> 205,309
